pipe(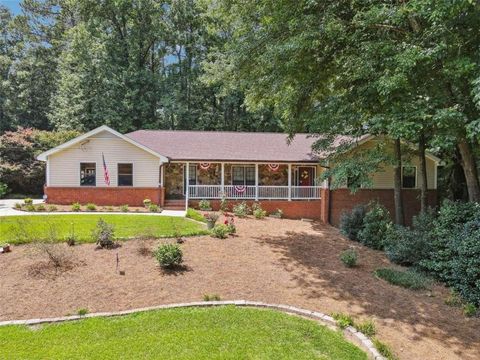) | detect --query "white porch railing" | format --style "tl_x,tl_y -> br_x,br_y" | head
188,185 -> 321,200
